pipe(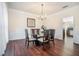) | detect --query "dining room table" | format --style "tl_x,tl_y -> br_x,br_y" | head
33,33 -> 44,46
